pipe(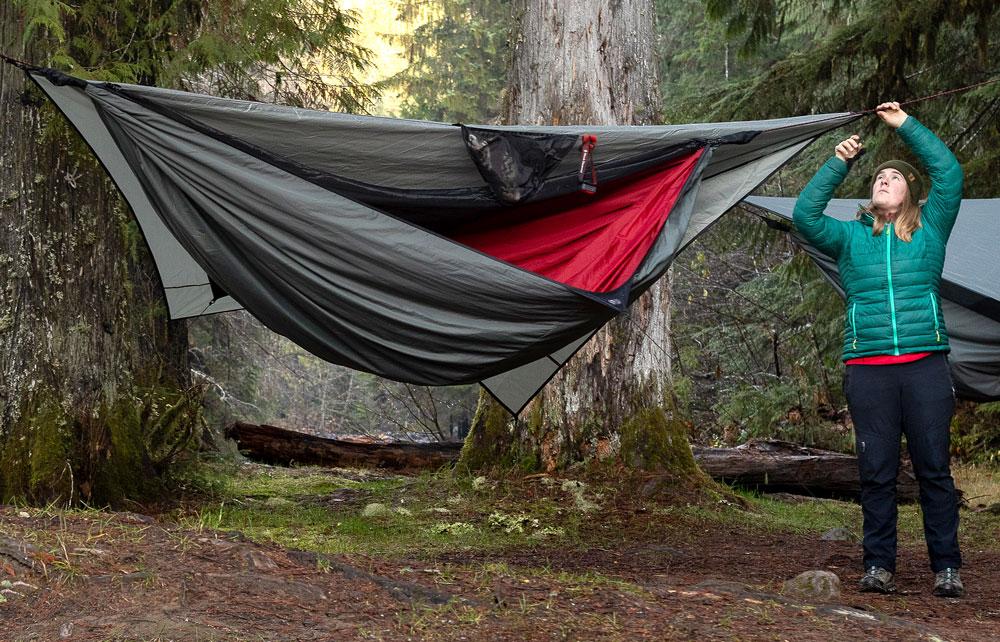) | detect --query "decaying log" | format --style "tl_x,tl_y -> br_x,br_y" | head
226,423 -> 462,471
229,426 -> 927,502
692,440 -> 921,502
